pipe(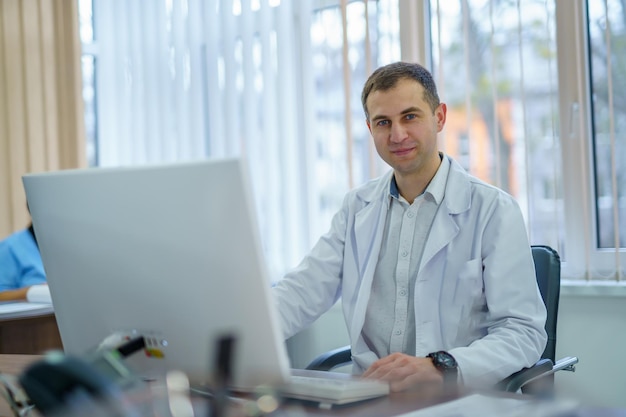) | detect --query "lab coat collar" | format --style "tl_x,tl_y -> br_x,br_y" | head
443,156 -> 472,215
354,170 -> 394,204
353,154 -> 471,213
419,156 -> 473,270
351,154 -> 473,276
